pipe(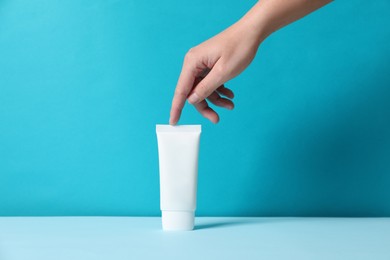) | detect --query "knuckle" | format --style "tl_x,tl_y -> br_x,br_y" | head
174,89 -> 187,98
213,64 -> 228,81
197,83 -> 212,98
184,48 -> 197,63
